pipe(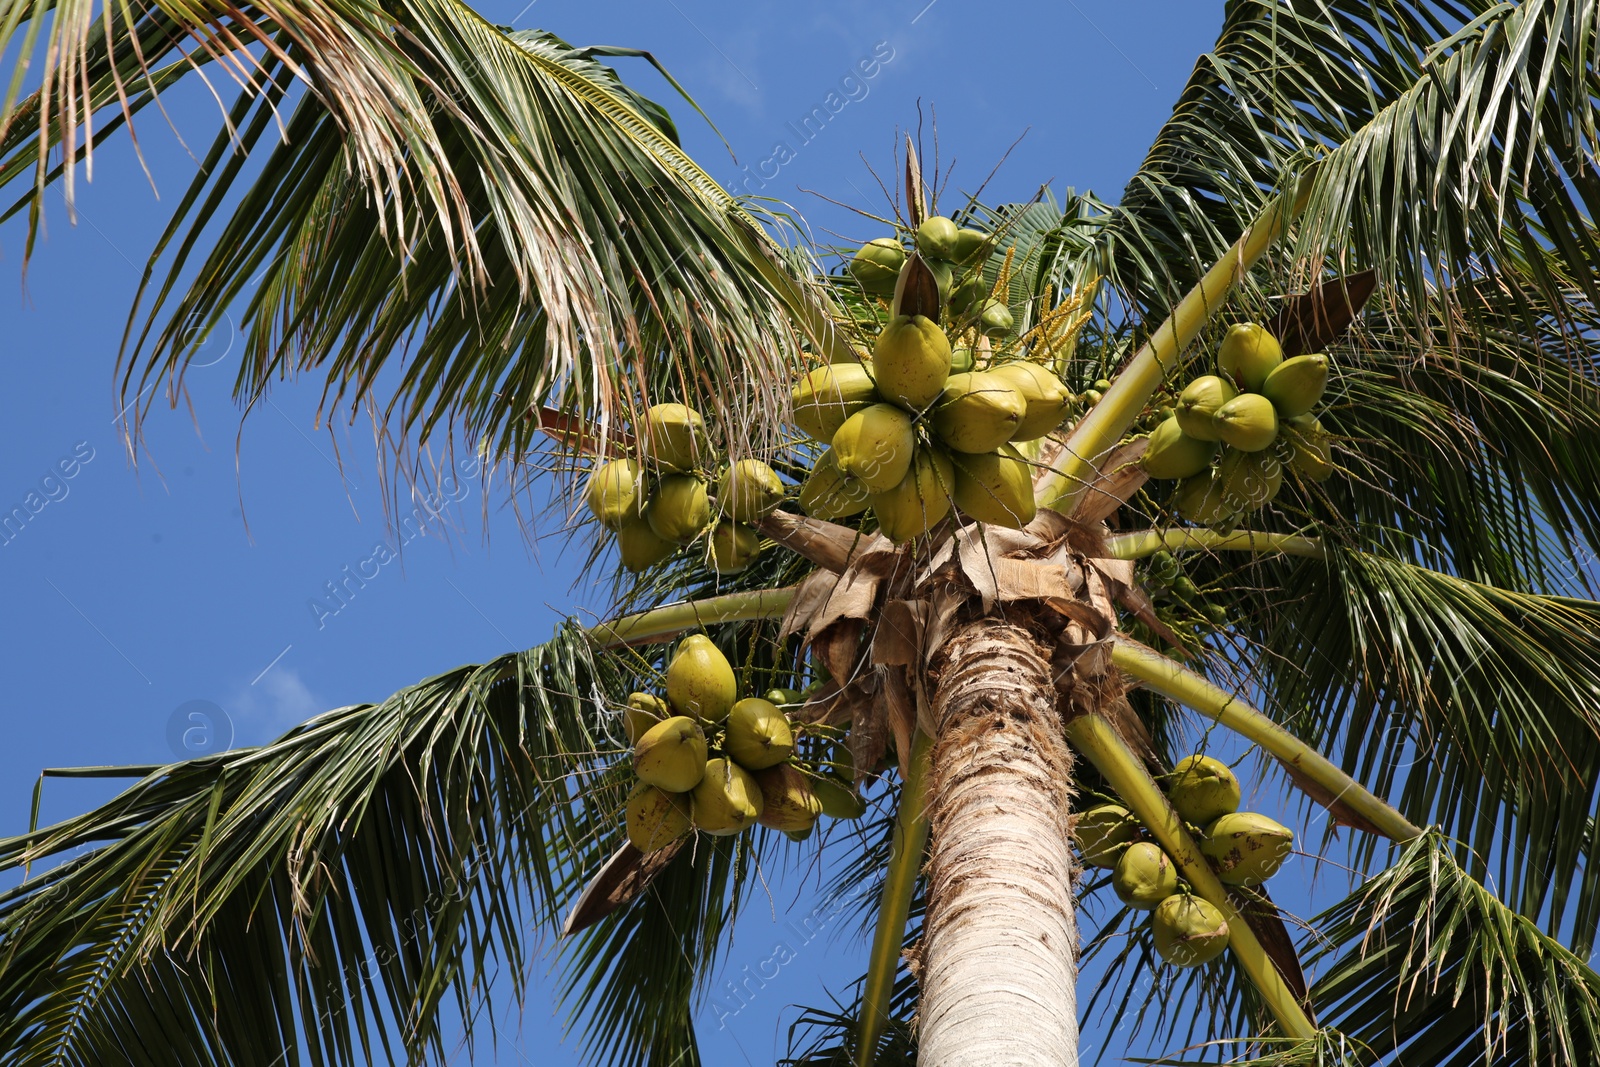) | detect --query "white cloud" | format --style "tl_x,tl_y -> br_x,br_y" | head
231,667 -> 323,734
